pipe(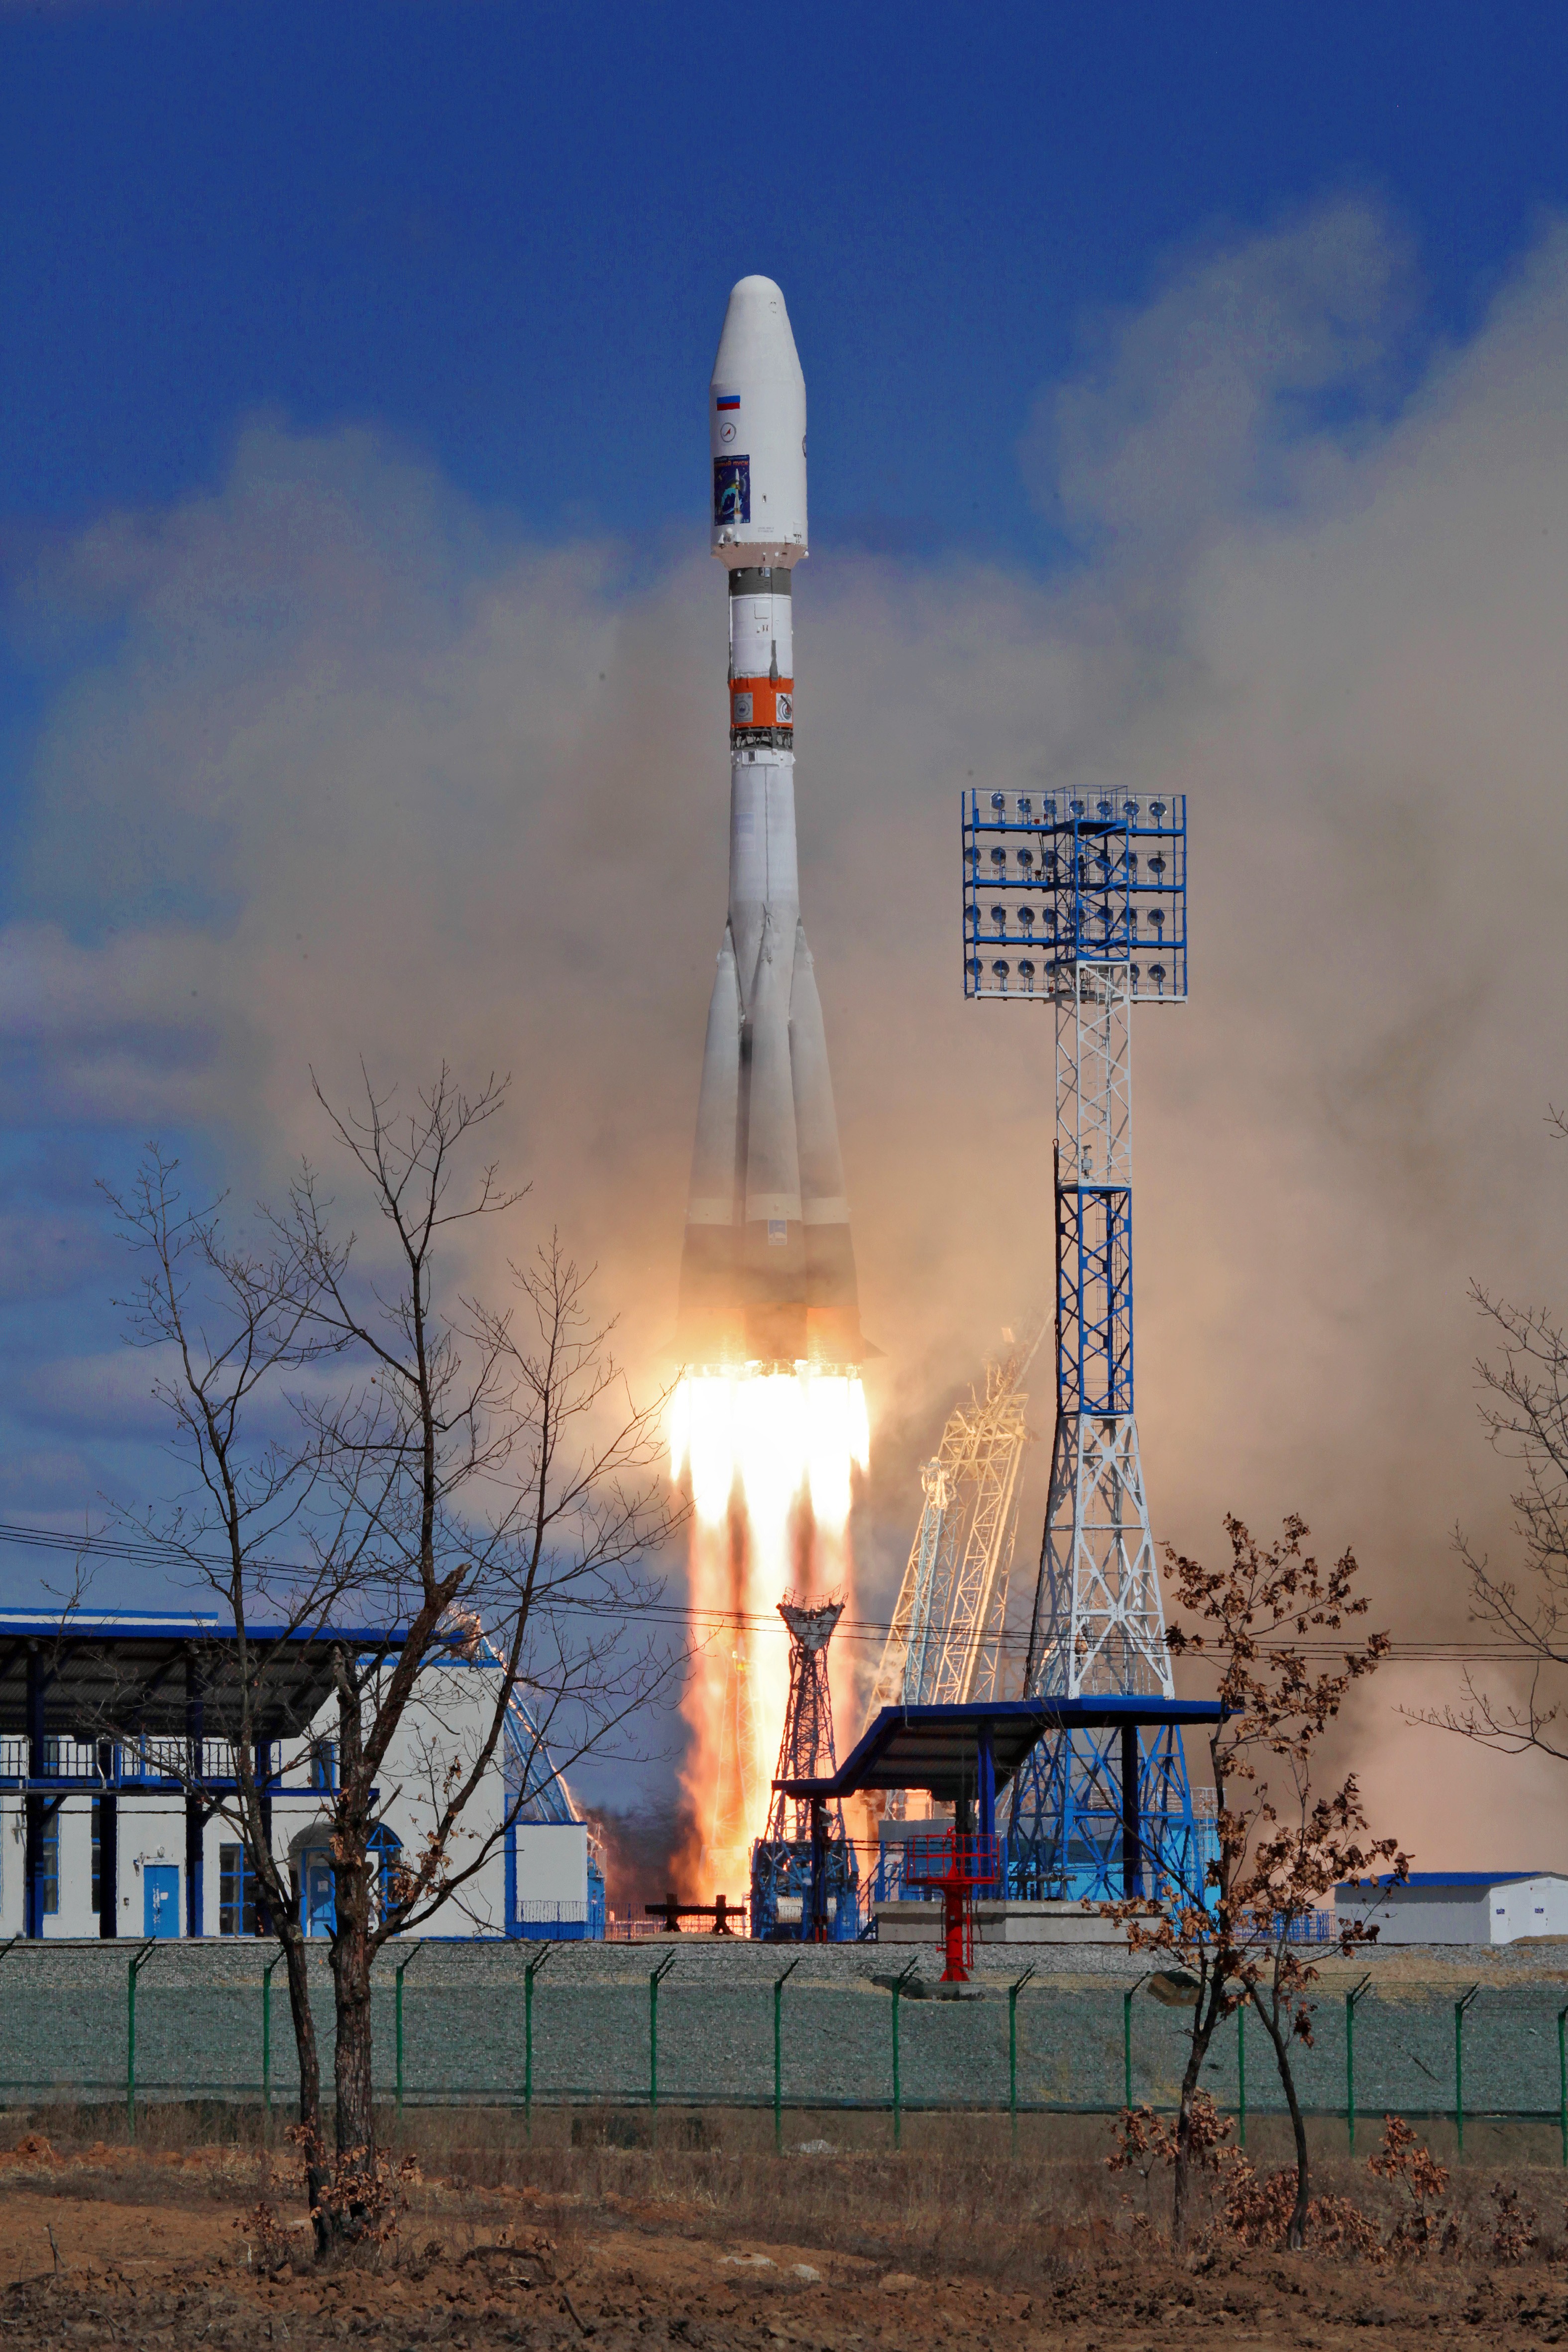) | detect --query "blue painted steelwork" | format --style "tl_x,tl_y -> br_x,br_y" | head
1006,1724 -> 1214,1902
961,790 -> 1188,1004
501,1689 -> 578,1830
1056,1181 -> 1133,1415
